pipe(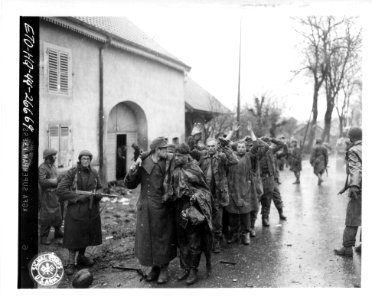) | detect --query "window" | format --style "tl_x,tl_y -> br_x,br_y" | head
48,125 -> 71,168
45,43 -> 72,95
